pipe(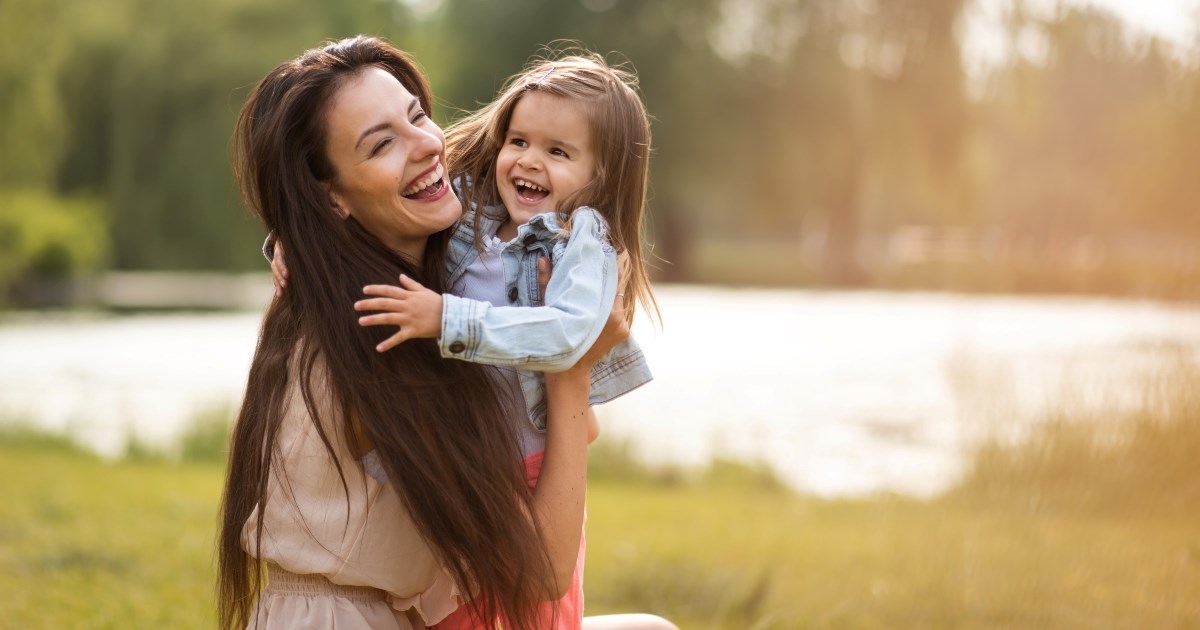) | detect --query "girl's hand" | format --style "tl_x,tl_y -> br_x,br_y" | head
355,274 -> 443,352
271,240 -> 289,291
